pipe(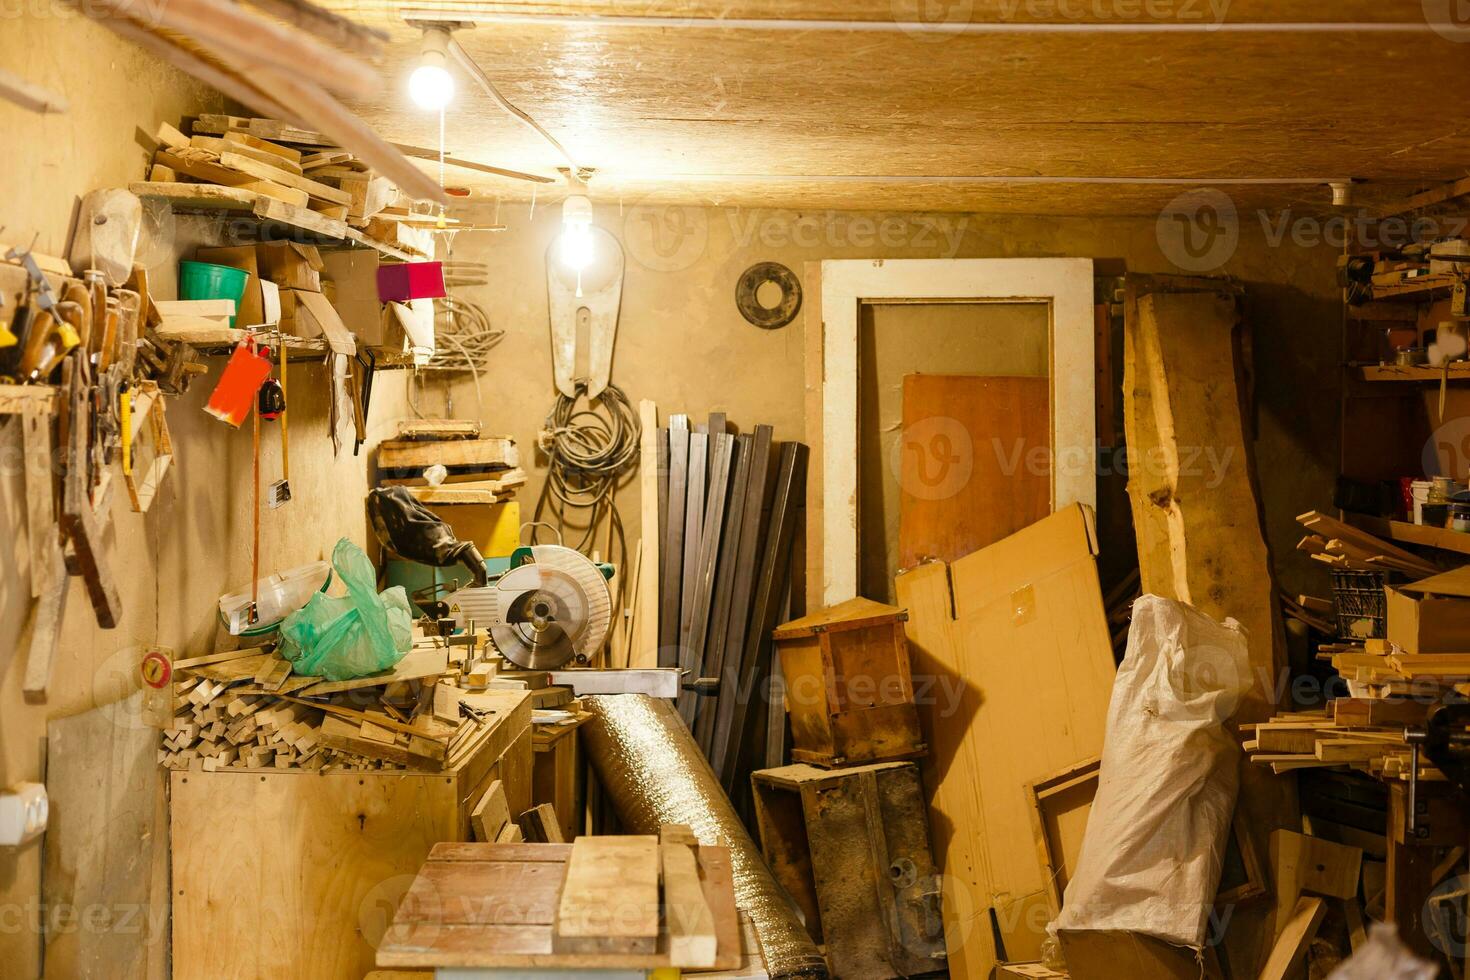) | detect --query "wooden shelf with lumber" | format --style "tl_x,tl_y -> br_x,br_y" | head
130,181 -> 417,262
1369,271 -> 1464,302
1346,512 -> 1470,558
148,320 -> 417,367
1355,362 -> 1470,383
